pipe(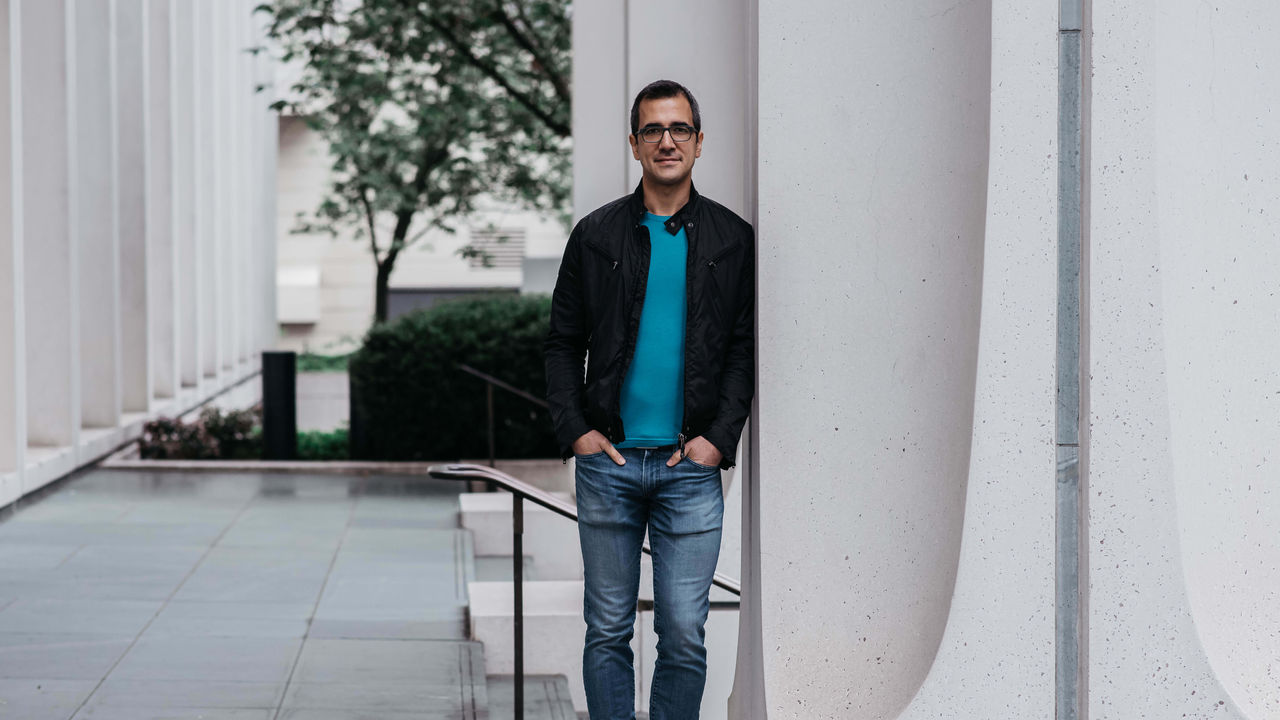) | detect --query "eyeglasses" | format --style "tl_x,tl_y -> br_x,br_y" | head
635,124 -> 697,143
